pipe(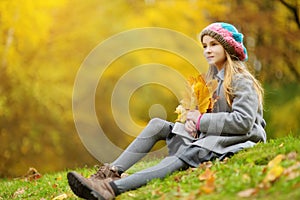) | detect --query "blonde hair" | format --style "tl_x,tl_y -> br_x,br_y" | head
206,52 -> 264,107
